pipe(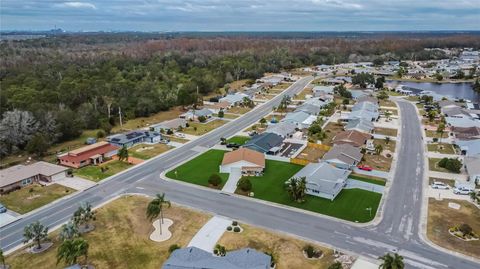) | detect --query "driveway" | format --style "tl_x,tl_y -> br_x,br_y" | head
54,176 -> 96,191
346,179 -> 385,194
187,216 -> 231,252
352,168 -> 390,179
221,168 -> 242,193
428,171 -> 469,181
0,211 -> 18,227
427,187 -> 472,201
